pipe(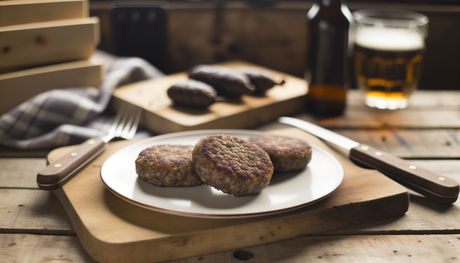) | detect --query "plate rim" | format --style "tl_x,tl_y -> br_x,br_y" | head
100,129 -> 344,219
